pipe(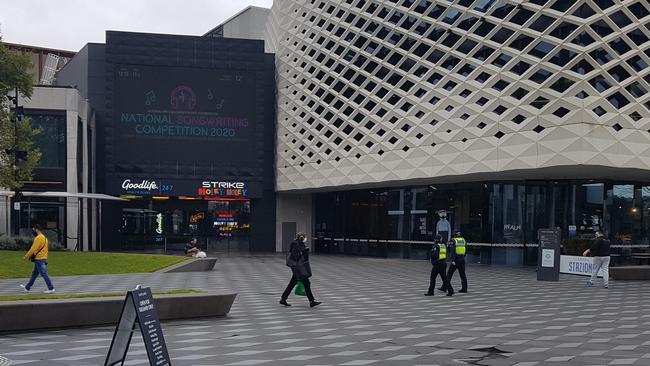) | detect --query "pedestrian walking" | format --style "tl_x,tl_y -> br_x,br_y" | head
442,231 -> 468,293
425,234 -> 453,297
280,233 -> 321,308
20,224 -> 55,294
583,231 -> 611,288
